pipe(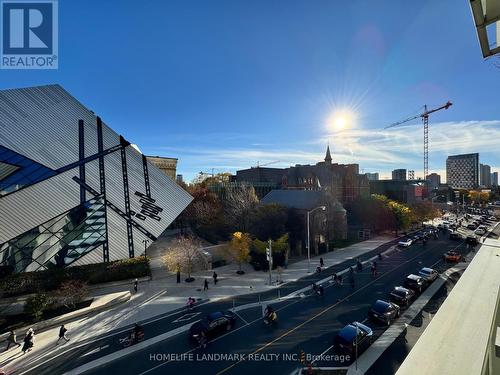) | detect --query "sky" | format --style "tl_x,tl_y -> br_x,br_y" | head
1,0 -> 499,182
